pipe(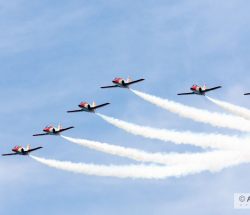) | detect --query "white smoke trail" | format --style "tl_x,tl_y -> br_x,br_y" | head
30,152 -> 249,179
207,96 -> 250,120
130,89 -> 250,132
61,135 -> 234,165
96,113 -> 248,150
